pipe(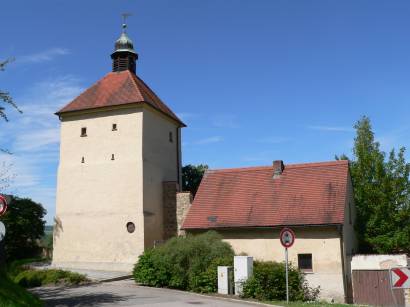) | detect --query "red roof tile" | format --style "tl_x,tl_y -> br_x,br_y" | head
182,160 -> 349,229
56,70 -> 185,126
